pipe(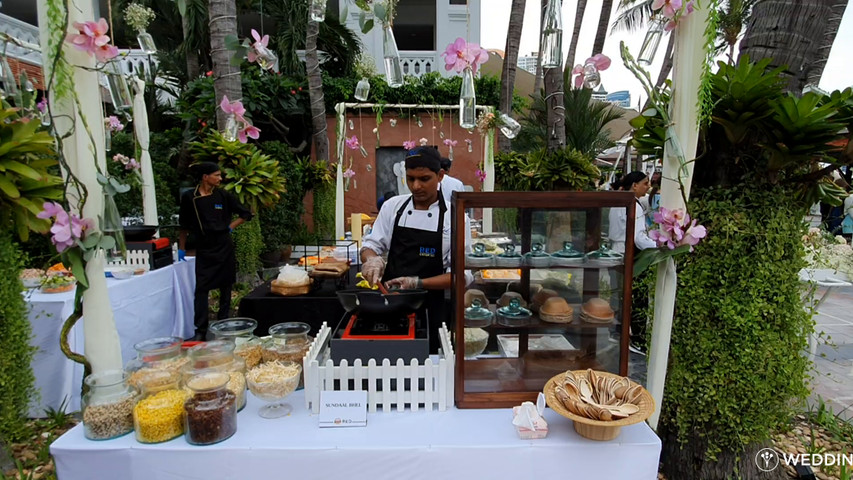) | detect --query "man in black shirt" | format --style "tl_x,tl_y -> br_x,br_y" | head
179,162 -> 253,339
